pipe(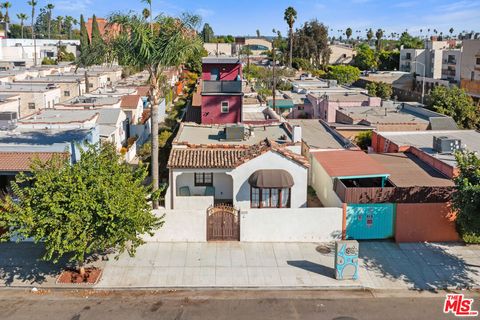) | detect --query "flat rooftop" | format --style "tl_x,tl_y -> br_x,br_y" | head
313,150 -> 389,178
19,108 -> 122,125
0,83 -> 59,92
14,75 -> 85,83
369,153 -> 454,187
60,95 -> 121,106
0,127 -> 93,152
288,119 -> 352,150
337,106 -> 430,124
377,130 -> 480,167
202,57 -> 240,64
174,123 -> 293,145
